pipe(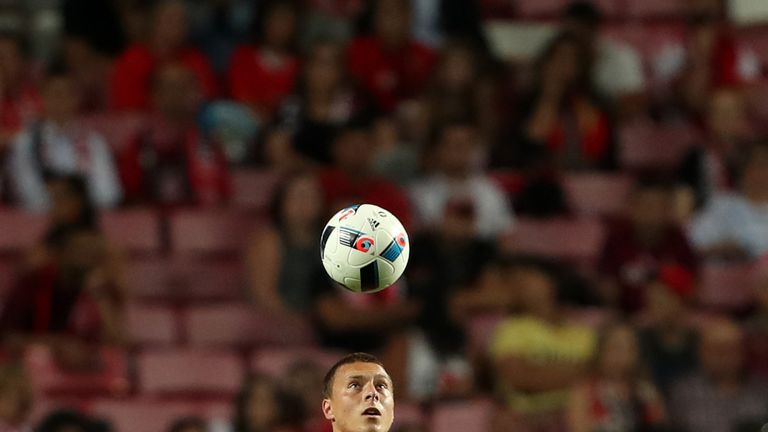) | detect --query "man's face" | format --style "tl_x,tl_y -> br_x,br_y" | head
323,362 -> 394,432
